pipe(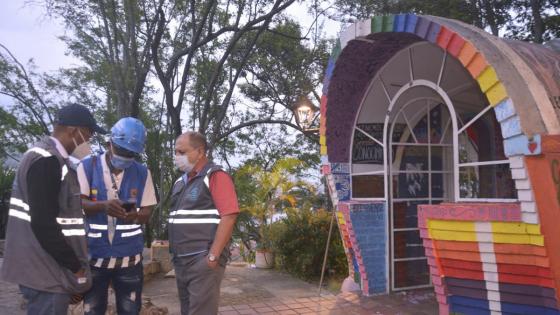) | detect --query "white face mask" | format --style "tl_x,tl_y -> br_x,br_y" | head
174,154 -> 194,172
71,129 -> 92,160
